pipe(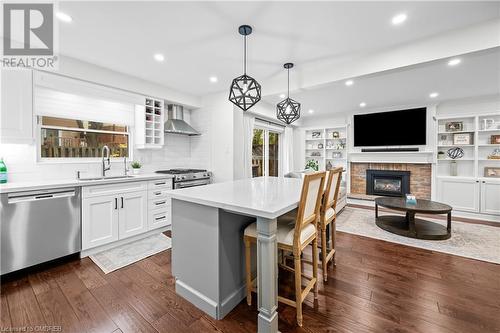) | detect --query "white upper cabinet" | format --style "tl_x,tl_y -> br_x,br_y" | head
1,69 -> 34,143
